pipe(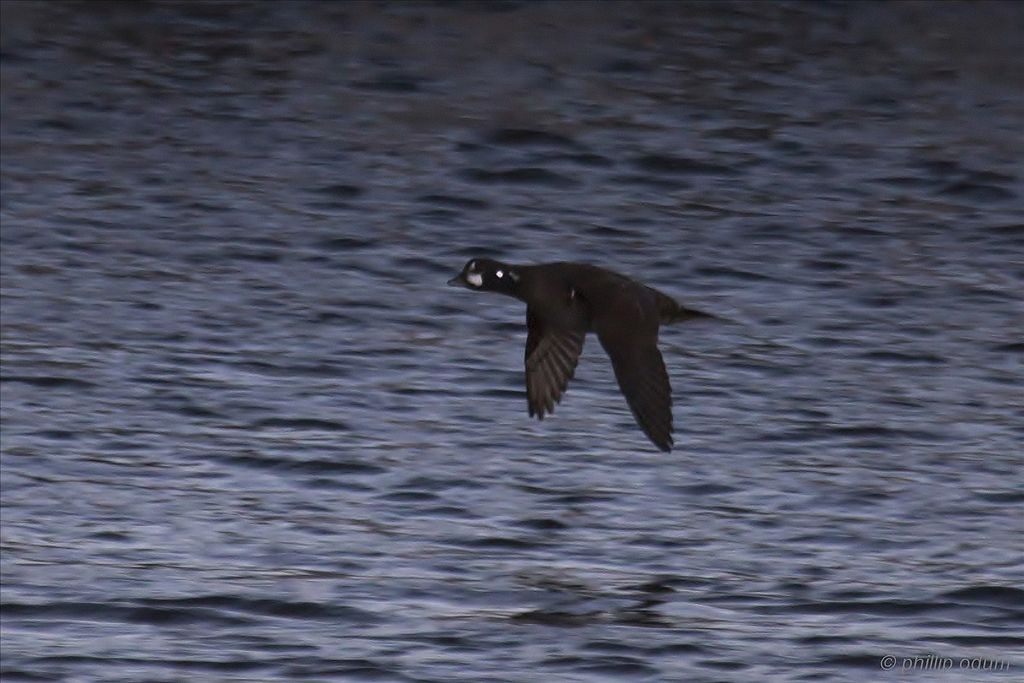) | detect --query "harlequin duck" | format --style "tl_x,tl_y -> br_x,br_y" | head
448,258 -> 711,452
